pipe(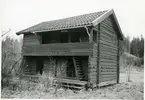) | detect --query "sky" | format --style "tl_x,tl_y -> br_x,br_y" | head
1,0 -> 145,40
